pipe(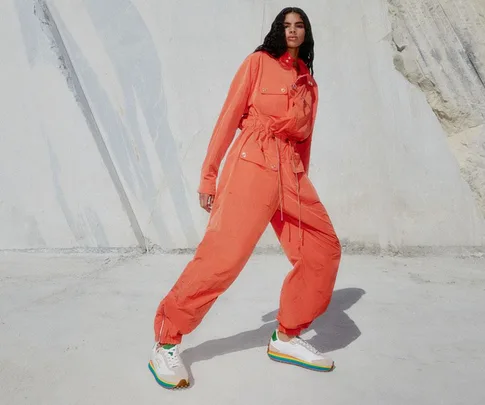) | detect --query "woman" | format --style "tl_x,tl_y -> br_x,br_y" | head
148,7 -> 341,389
